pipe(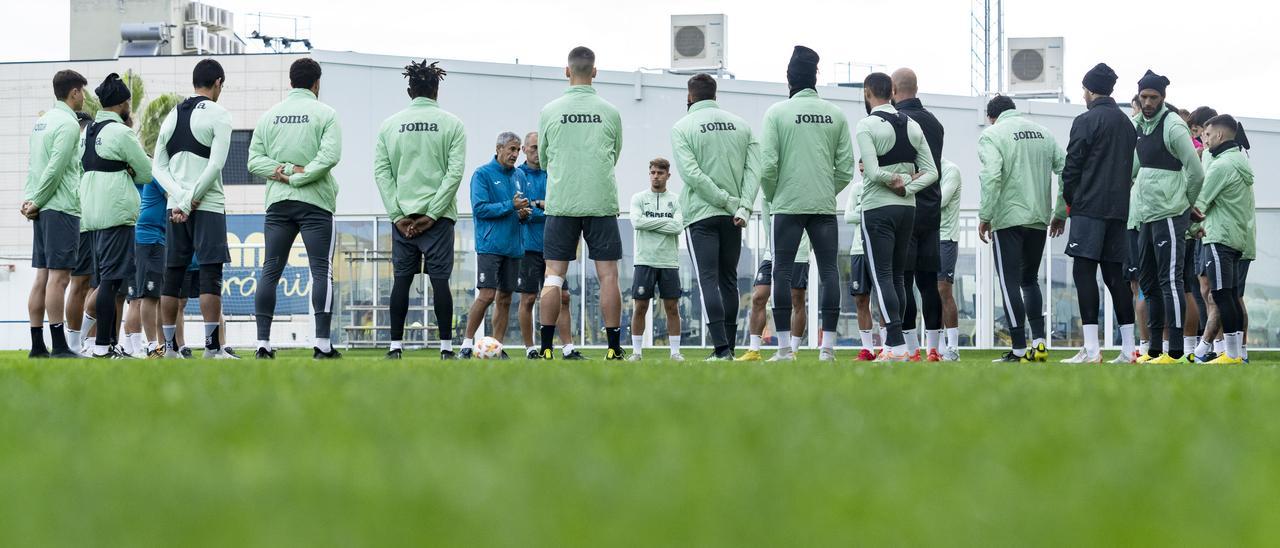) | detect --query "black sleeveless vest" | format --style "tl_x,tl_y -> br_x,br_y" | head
165,95 -> 213,159
82,120 -> 129,173
1136,109 -> 1182,171
871,111 -> 917,168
